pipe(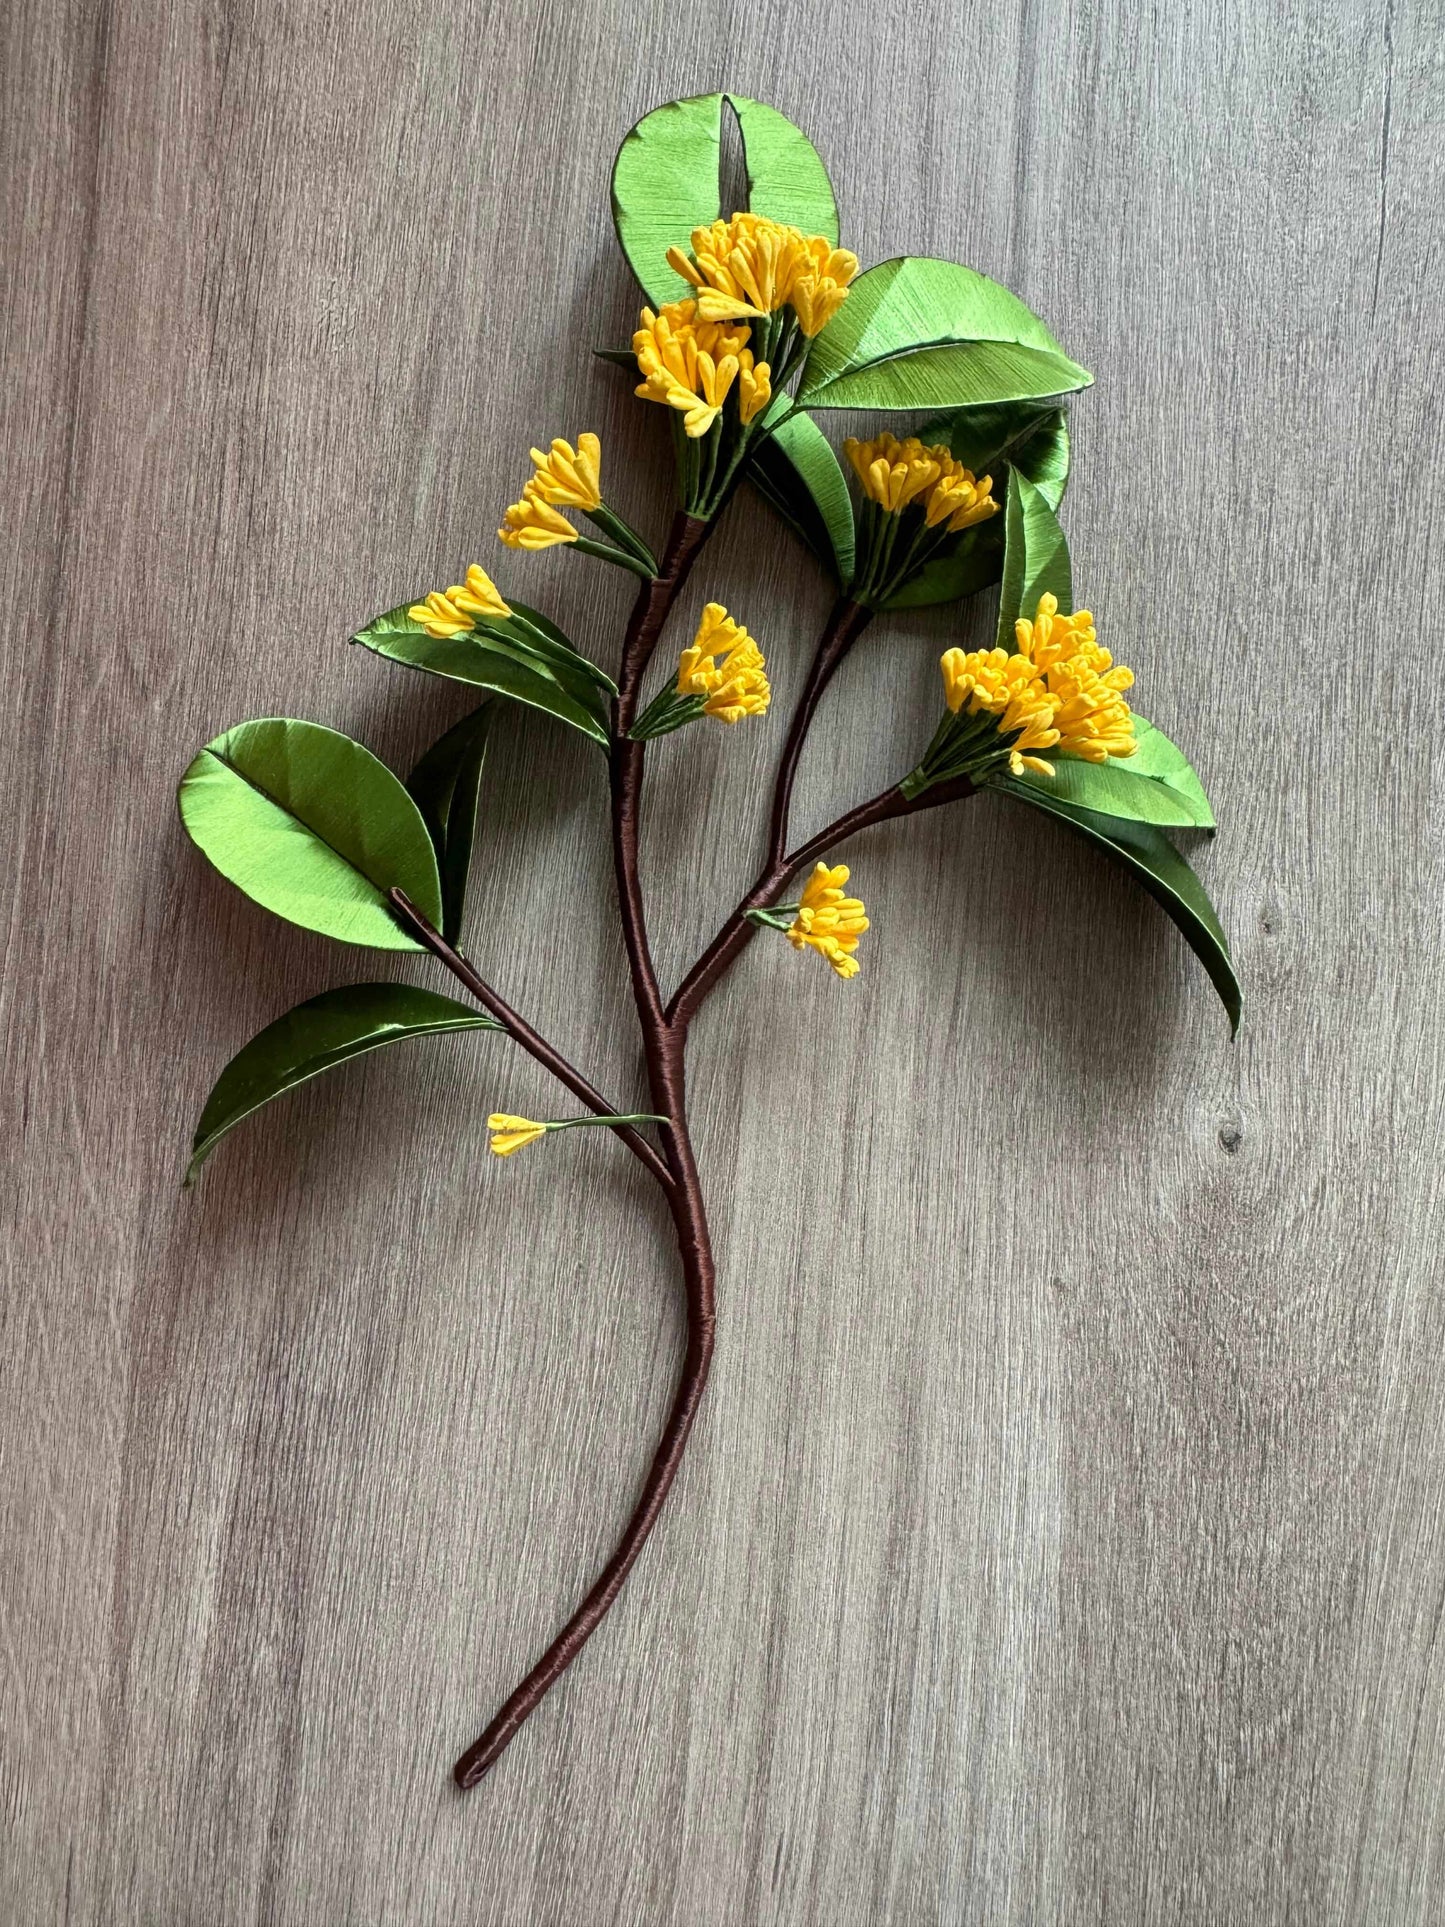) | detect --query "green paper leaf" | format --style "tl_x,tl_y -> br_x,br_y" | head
881,523 -> 1004,612
352,606 -> 612,748
798,258 -> 1092,412
994,776 -> 1240,1031
611,94 -> 723,307
997,470 -> 1072,645
748,405 -> 855,585
1010,754 -> 1201,829
407,704 -> 492,944
503,603 -> 618,698
884,401 -> 1071,611
187,983 -> 500,1183
1123,717 -> 1215,830
178,719 -> 442,950
727,95 -> 838,242
611,95 -> 841,309
919,398 -> 1071,509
